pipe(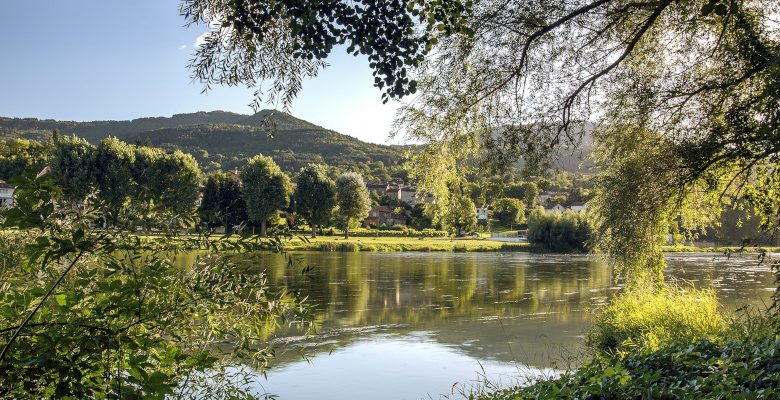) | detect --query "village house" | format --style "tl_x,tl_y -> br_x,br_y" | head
365,181 -> 390,197
476,205 -> 490,222
569,202 -> 588,212
0,180 -> 15,207
400,186 -> 418,205
363,205 -> 407,228
385,181 -> 403,202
